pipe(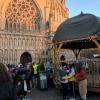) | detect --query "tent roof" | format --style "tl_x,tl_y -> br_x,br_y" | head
53,13 -> 100,43
97,17 -> 100,23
